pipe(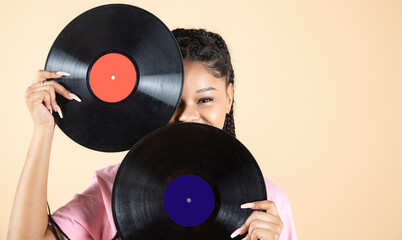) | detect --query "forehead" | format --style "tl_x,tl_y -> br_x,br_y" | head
183,61 -> 226,91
